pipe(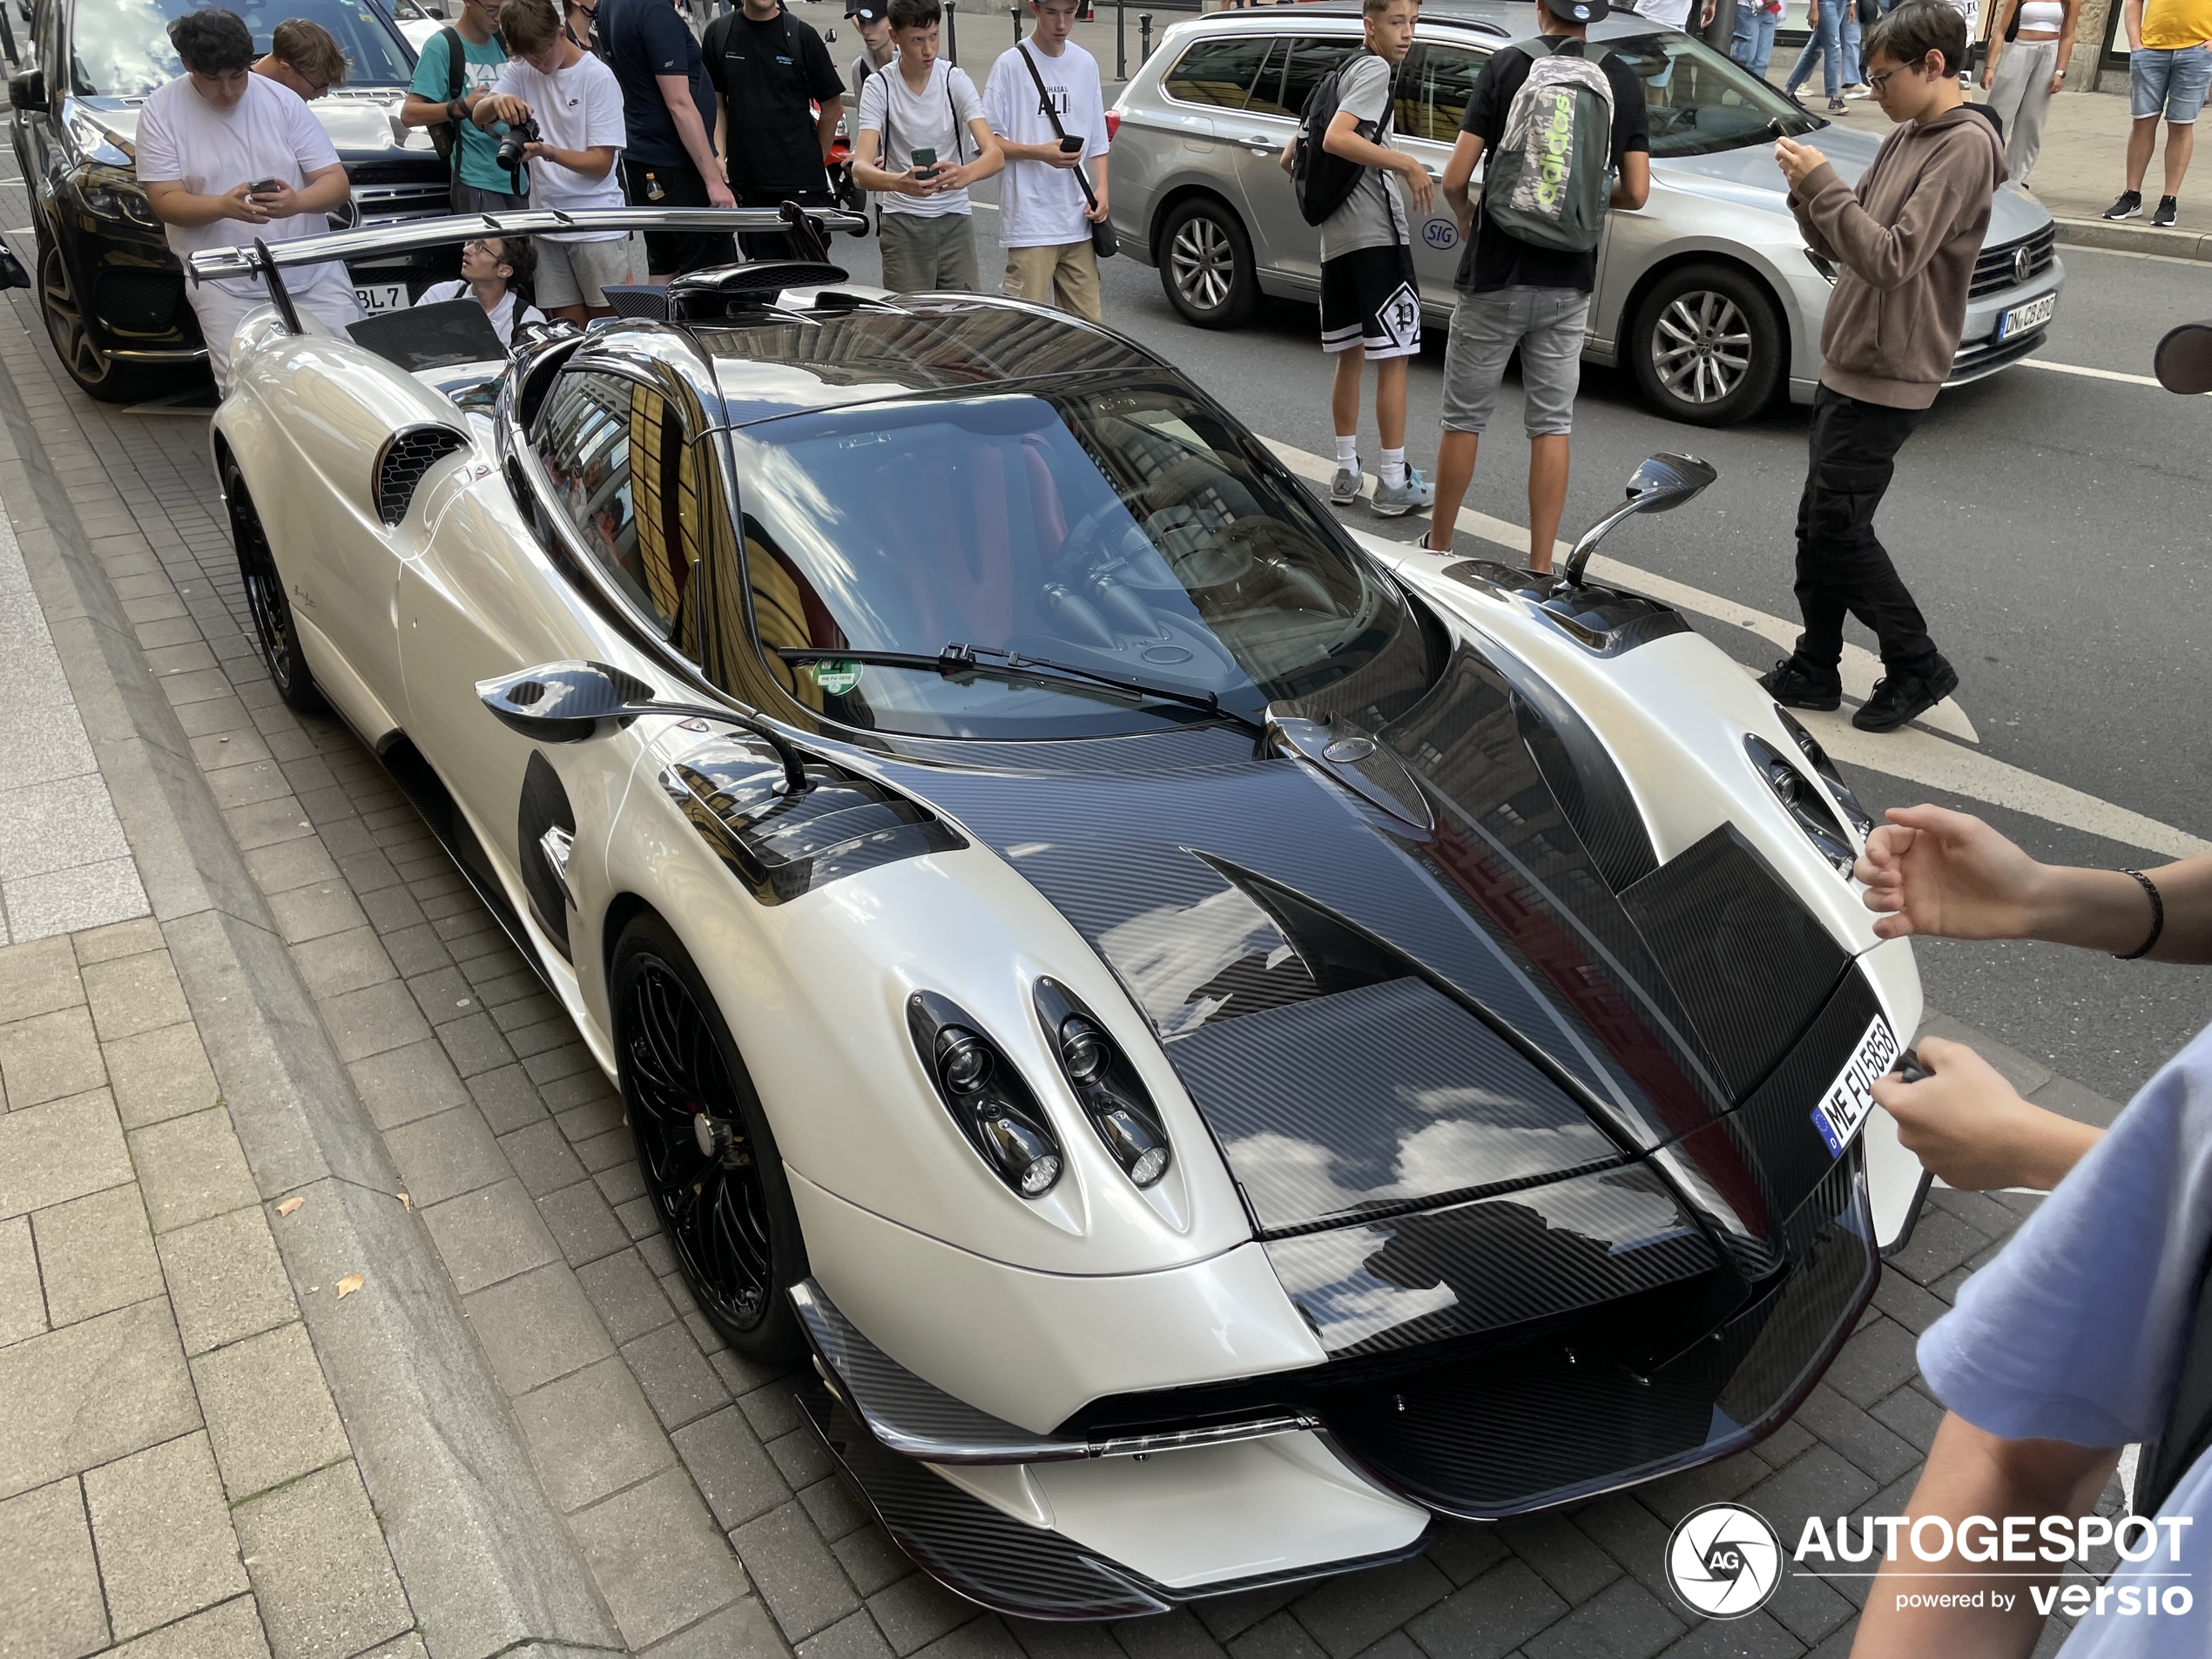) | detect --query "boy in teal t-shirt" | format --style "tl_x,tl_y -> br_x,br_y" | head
401,0 -> 525,210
